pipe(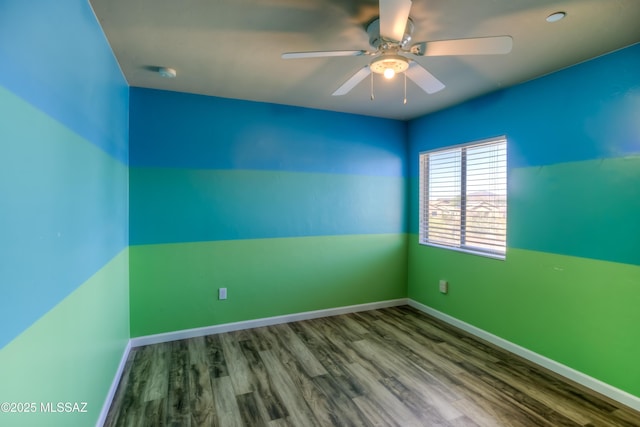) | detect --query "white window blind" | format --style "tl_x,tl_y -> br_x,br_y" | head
419,137 -> 507,258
